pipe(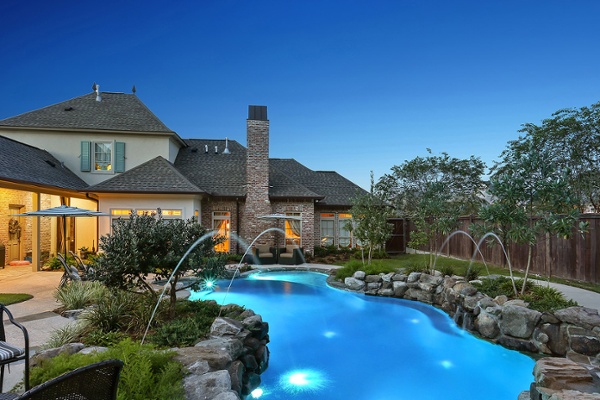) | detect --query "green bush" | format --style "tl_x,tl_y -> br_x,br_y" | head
30,339 -> 185,400
44,321 -> 89,349
464,266 -> 482,281
473,276 -> 517,298
54,281 -> 107,310
46,255 -> 76,271
83,330 -> 128,347
81,290 -> 142,333
439,265 -> 455,277
151,318 -> 202,347
150,300 -> 220,347
522,285 -> 578,313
